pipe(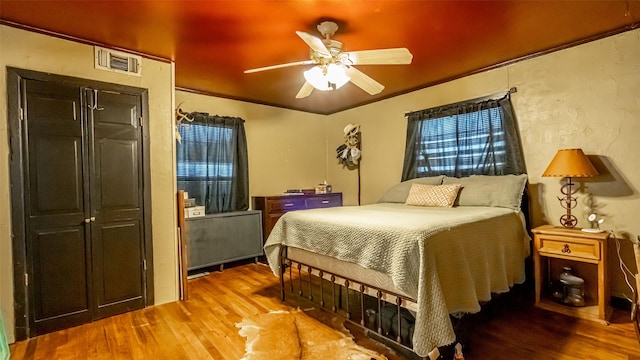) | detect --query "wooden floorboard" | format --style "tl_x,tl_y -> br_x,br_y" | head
9,262 -> 640,359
